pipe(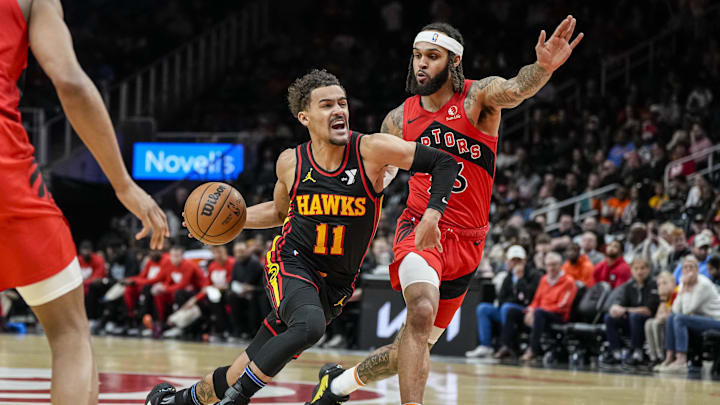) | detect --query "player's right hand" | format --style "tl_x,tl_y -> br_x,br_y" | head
414,209 -> 443,252
115,181 -> 169,249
